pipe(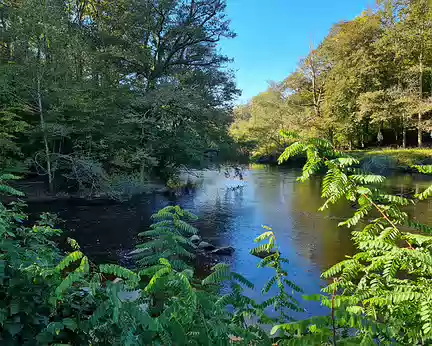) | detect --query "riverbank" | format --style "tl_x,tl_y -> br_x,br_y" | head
9,171 -> 203,204
253,148 -> 432,175
350,148 -> 432,174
